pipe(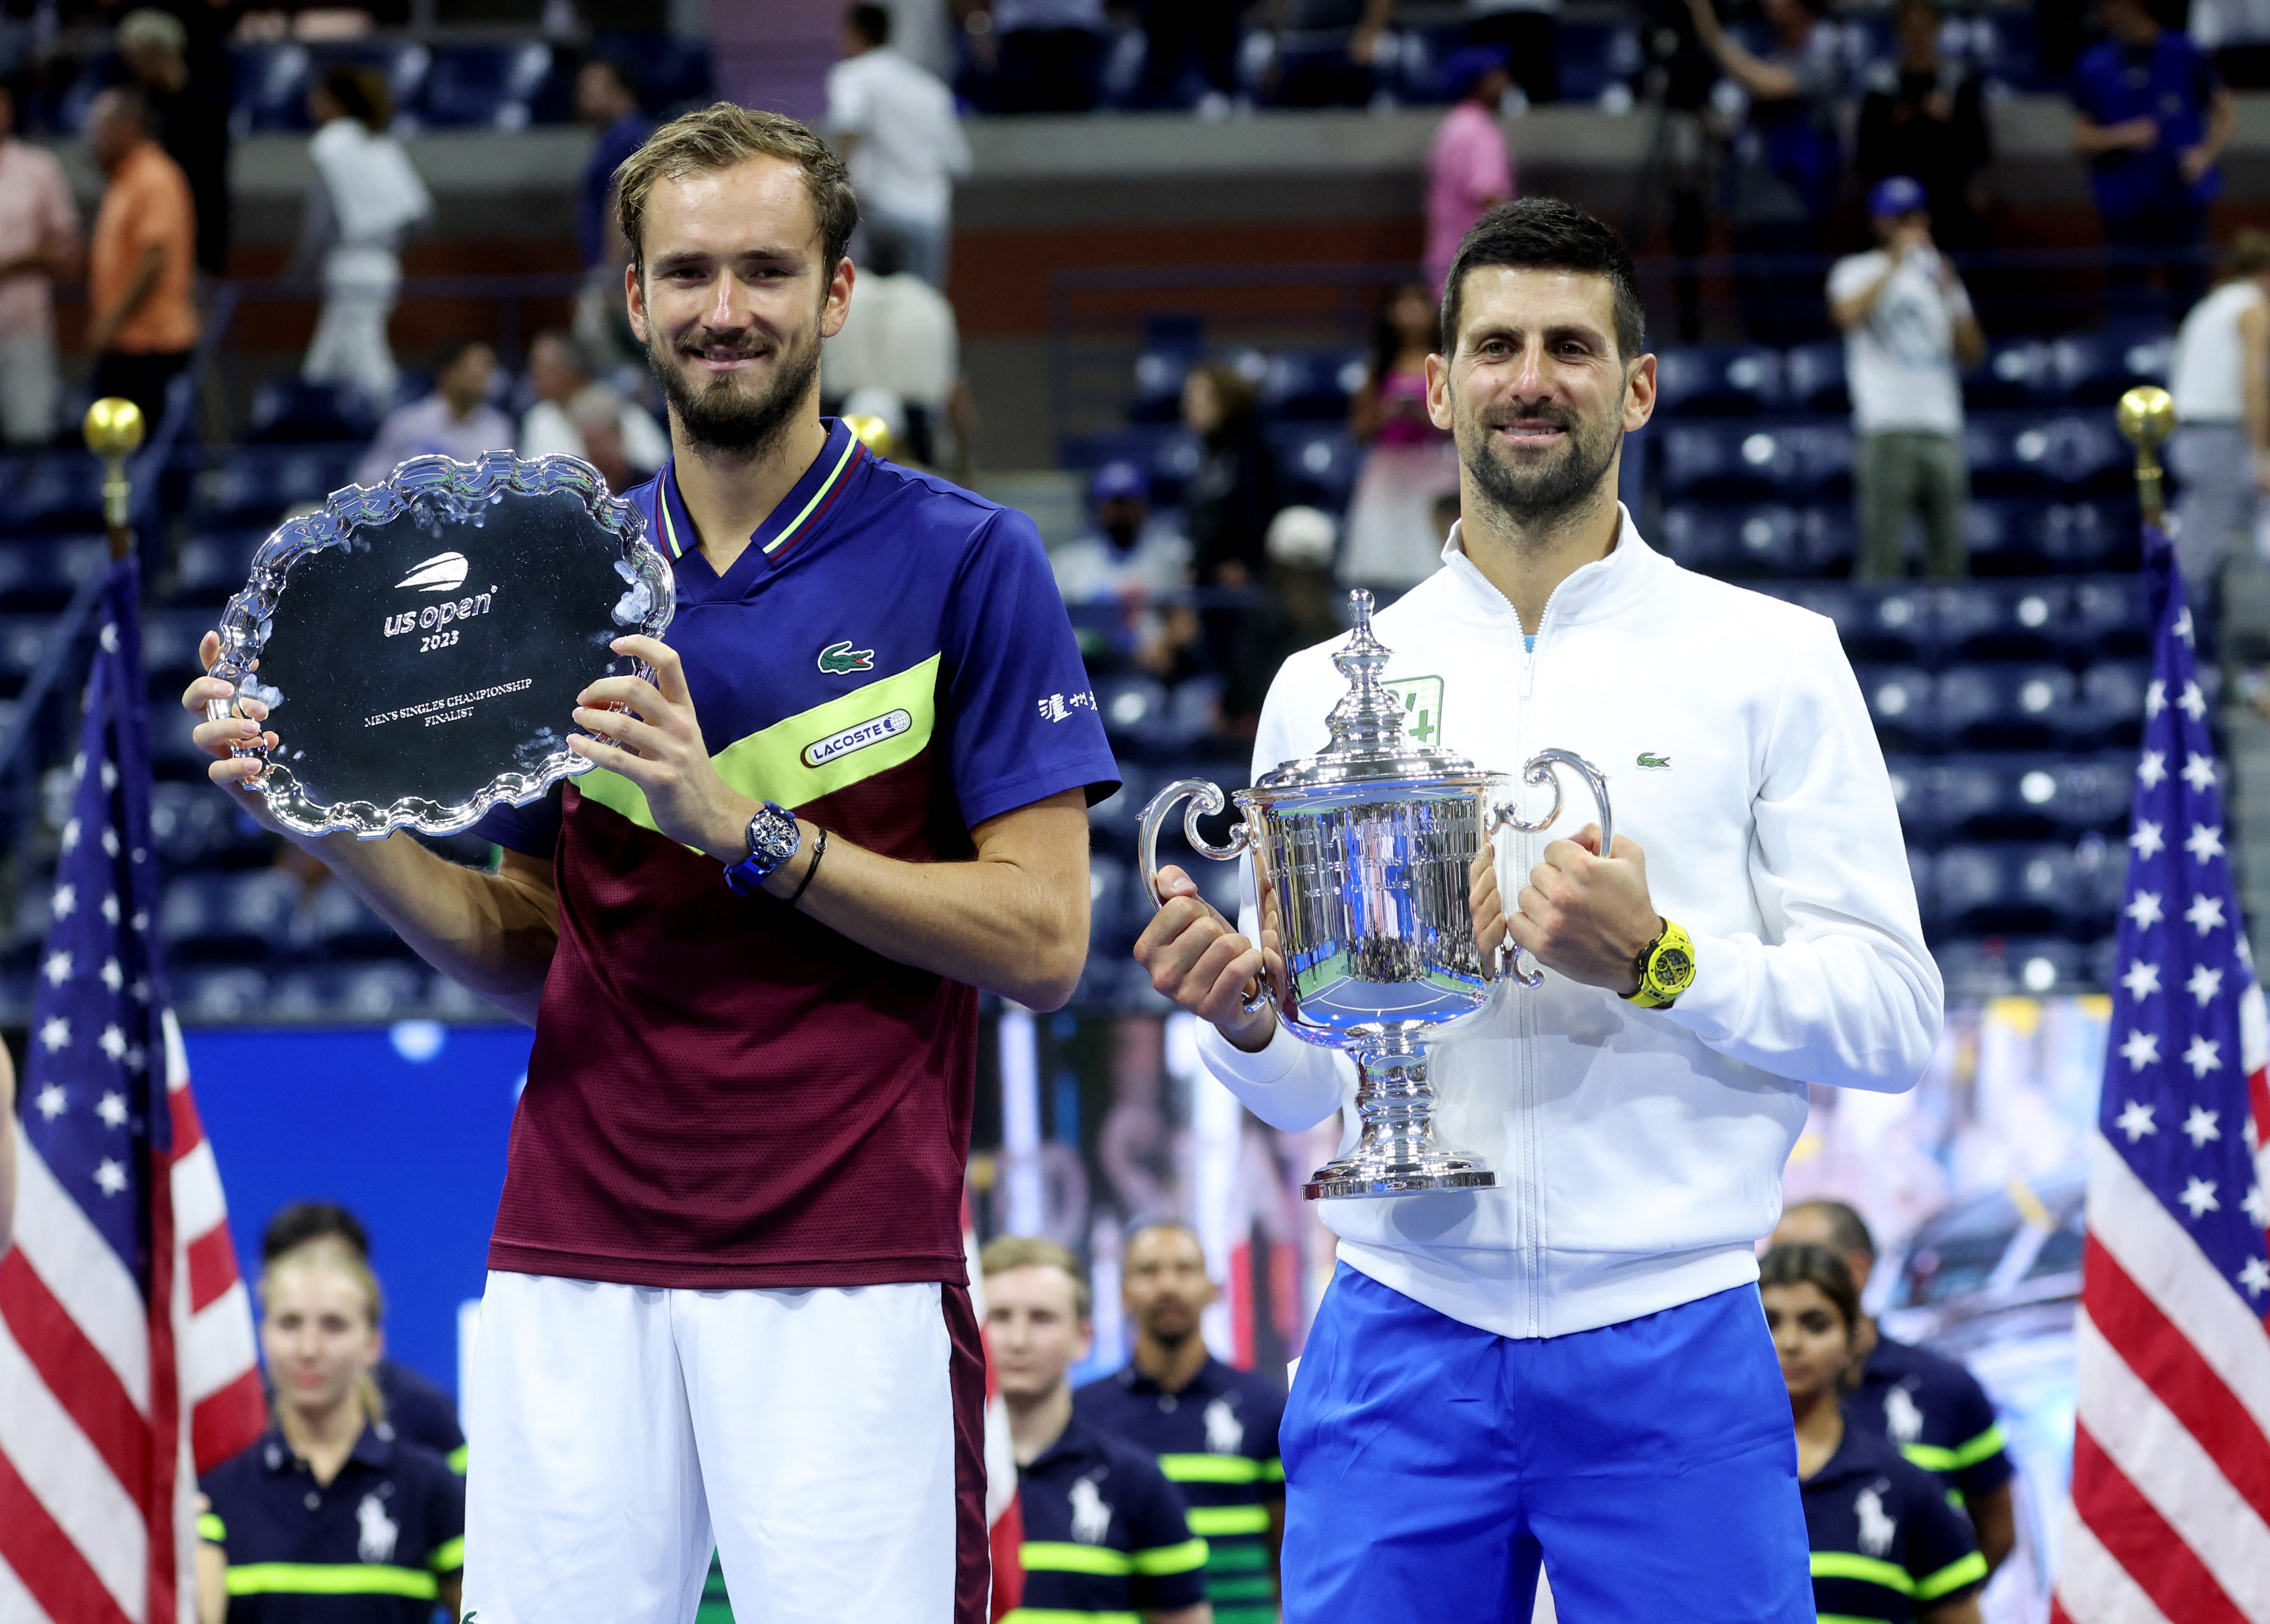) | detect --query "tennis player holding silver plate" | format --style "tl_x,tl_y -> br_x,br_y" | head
201,450 -> 674,837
